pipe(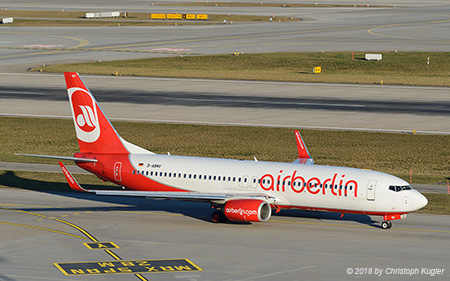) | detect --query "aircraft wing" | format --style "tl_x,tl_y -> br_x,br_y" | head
58,162 -> 276,204
94,190 -> 276,204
